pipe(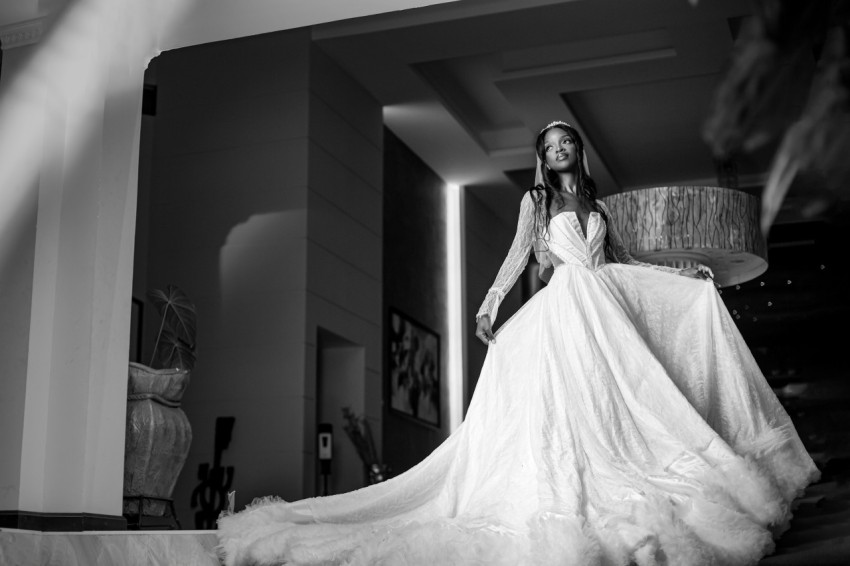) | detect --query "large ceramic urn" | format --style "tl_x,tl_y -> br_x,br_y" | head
123,361 -> 193,518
